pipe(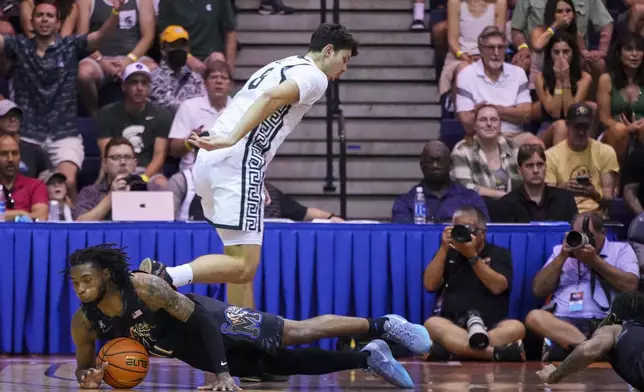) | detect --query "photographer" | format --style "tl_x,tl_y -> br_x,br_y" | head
73,137 -> 163,221
423,207 -> 527,361
525,212 -> 639,361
